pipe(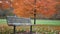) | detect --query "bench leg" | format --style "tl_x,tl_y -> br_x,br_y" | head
30,25 -> 32,34
13,26 -> 16,34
